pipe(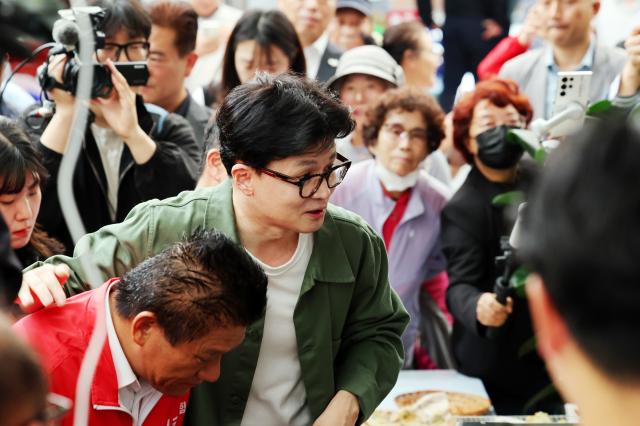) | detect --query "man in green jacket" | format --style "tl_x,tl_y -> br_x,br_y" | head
19,73 -> 409,425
